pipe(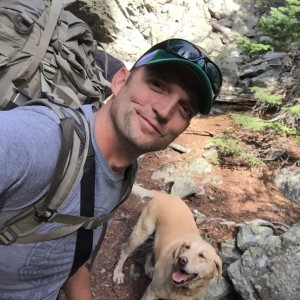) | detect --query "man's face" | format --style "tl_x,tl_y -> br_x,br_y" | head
109,64 -> 200,154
